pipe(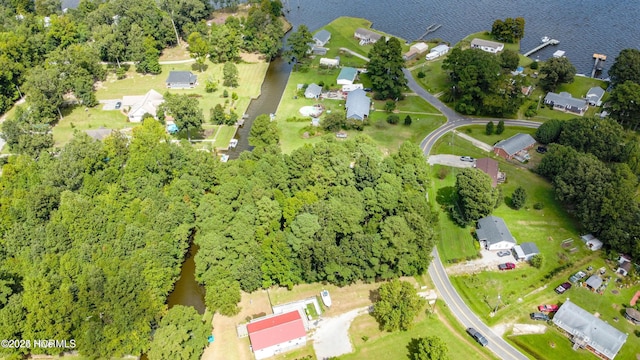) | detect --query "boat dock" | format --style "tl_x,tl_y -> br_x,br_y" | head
591,53 -> 607,78
523,39 -> 560,57
417,24 -> 442,41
